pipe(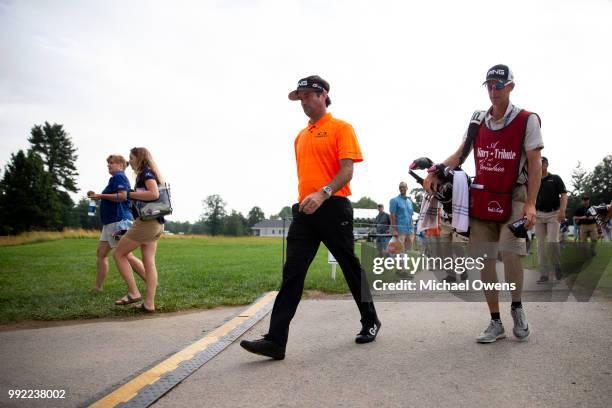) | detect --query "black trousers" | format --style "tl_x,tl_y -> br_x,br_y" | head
265,197 -> 378,347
